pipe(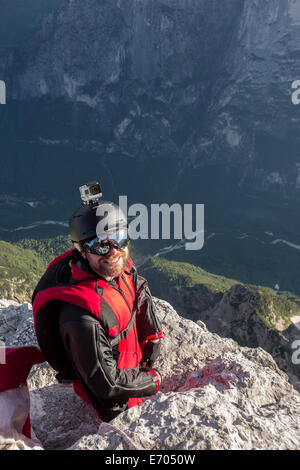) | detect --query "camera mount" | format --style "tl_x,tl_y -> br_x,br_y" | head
79,181 -> 103,207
